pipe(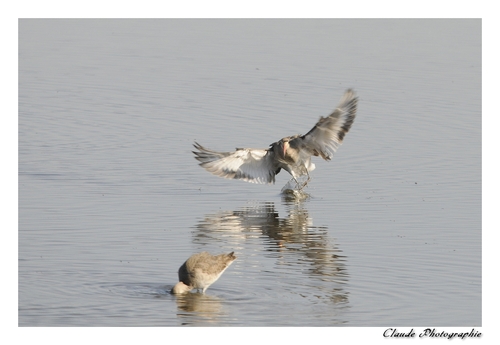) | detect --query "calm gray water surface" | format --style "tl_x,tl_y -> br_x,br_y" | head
19,19 -> 481,326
